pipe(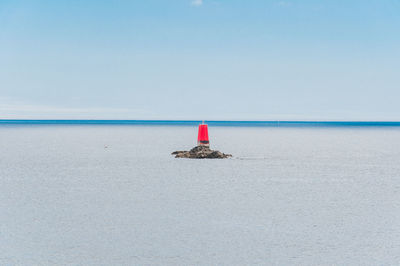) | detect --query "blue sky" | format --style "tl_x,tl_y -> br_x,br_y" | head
0,0 -> 399,120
